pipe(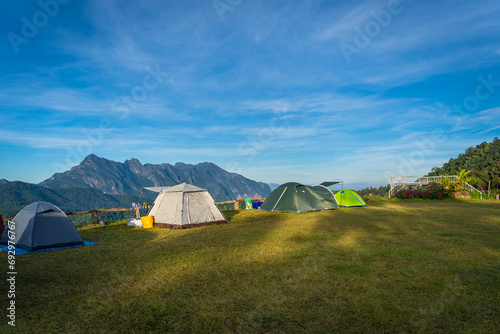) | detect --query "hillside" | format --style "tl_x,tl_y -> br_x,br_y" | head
0,181 -> 142,219
41,154 -> 271,201
428,137 -> 500,194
